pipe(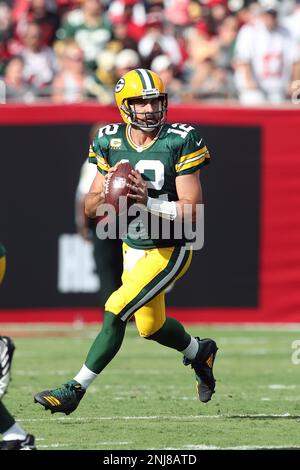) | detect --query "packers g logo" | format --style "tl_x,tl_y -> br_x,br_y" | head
115,78 -> 125,93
